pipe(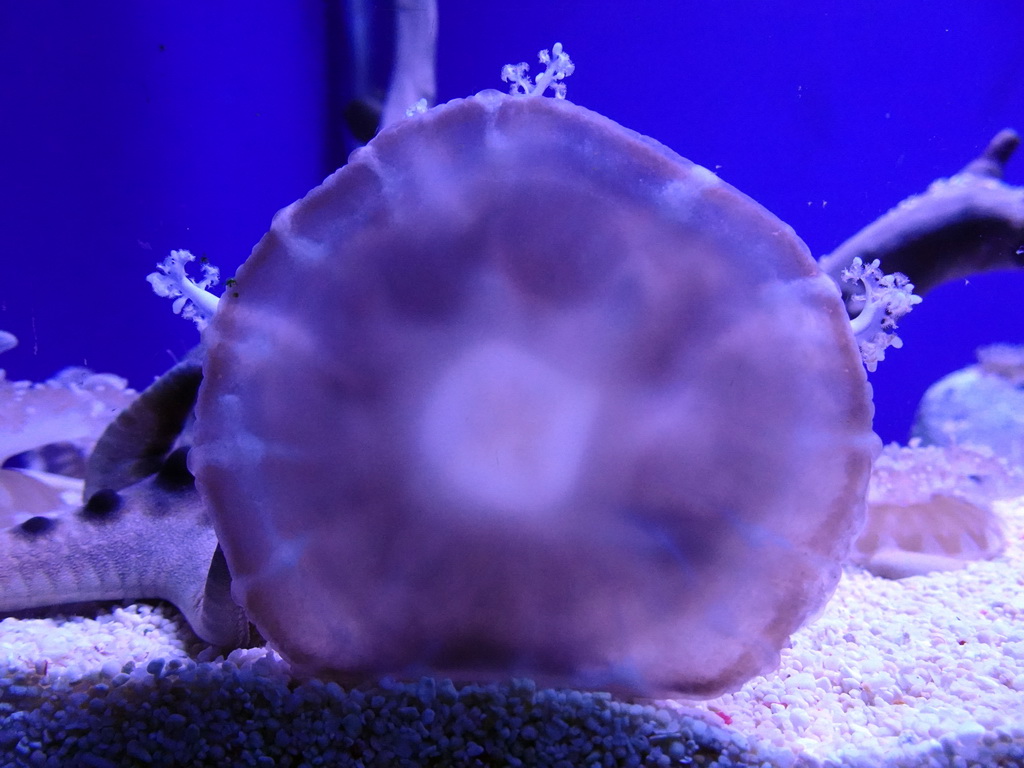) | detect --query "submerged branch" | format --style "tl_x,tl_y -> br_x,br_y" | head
820,129 -> 1024,313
